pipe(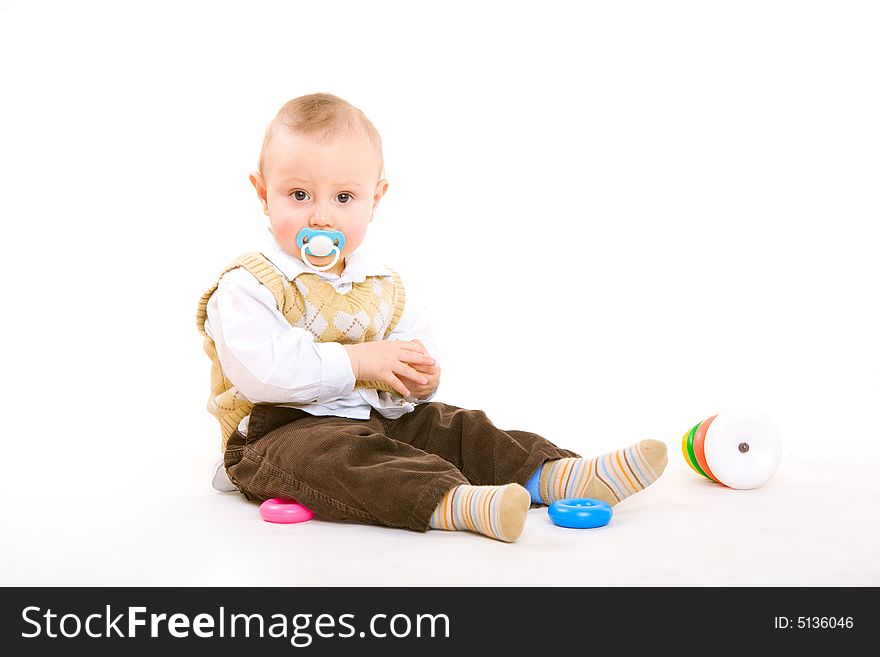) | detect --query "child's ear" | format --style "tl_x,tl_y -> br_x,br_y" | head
250,171 -> 270,216
370,179 -> 389,222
